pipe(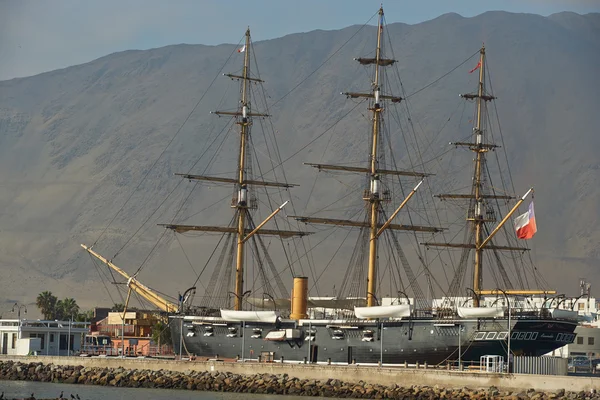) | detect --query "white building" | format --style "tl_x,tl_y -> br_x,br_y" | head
0,319 -> 89,356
